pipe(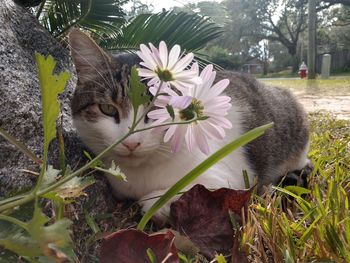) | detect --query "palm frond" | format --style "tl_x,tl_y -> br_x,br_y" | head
38,0 -> 127,38
100,11 -> 223,52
